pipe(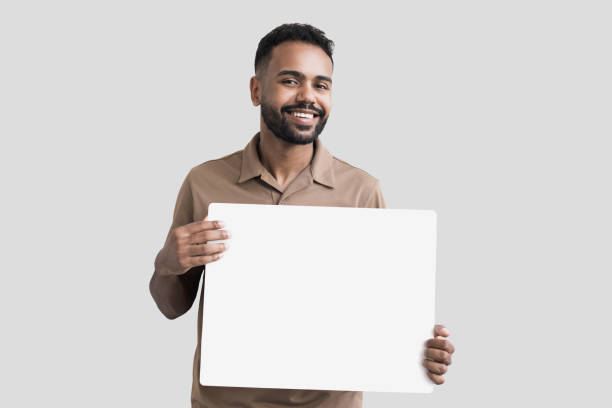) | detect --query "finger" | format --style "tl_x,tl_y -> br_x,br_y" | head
426,371 -> 445,385
425,338 -> 455,354
181,219 -> 226,235
189,252 -> 224,267
434,324 -> 451,338
189,229 -> 231,244
188,242 -> 228,257
424,348 -> 452,365
422,359 -> 448,375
